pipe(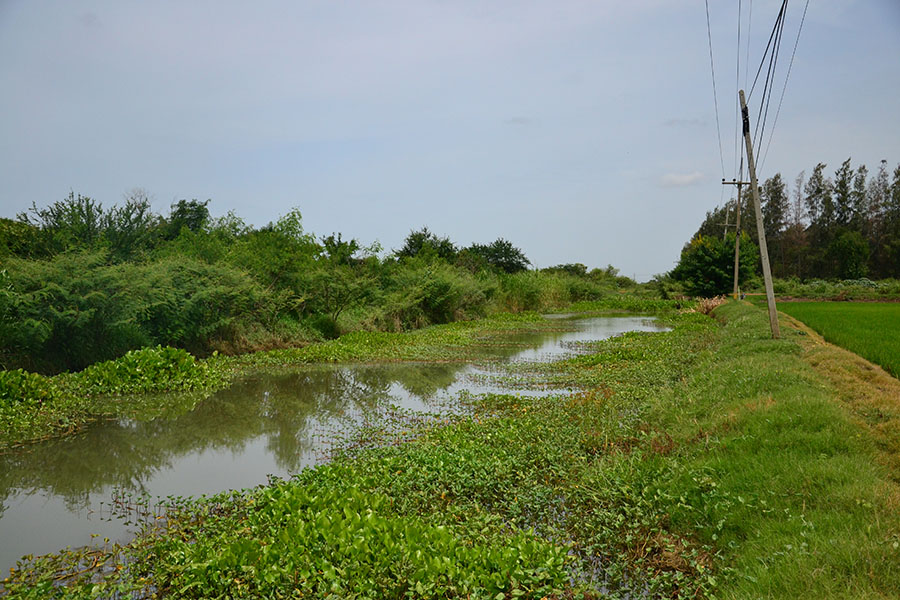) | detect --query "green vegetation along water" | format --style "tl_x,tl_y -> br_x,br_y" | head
0,316 -> 666,578
4,302 -> 899,598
